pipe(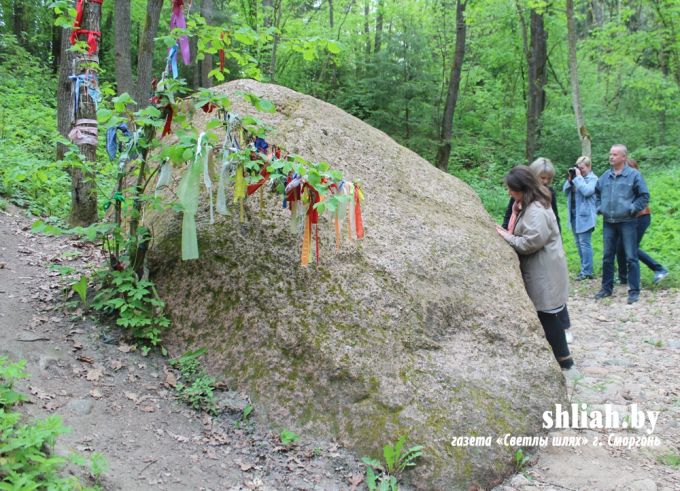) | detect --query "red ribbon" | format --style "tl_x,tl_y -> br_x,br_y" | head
354,184 -> 364,239
74,0 -> 104,29
74,0 -> 85,28
69,29 -> 101,55
219,32 -> 225,72
161,104 -> 174,137
246,167 -> 270,196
